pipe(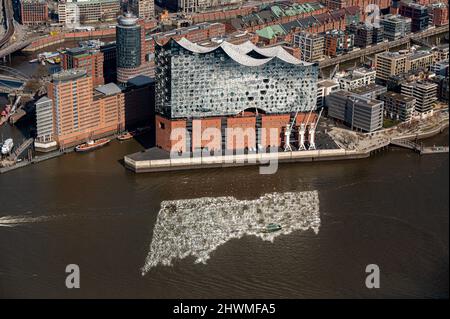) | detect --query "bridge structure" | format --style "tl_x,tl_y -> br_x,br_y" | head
7,138 -> 33,161
390,139 -> 422,152
319,25 -> 449,69
0,65 -> 30,93
390,138 -> 449,155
